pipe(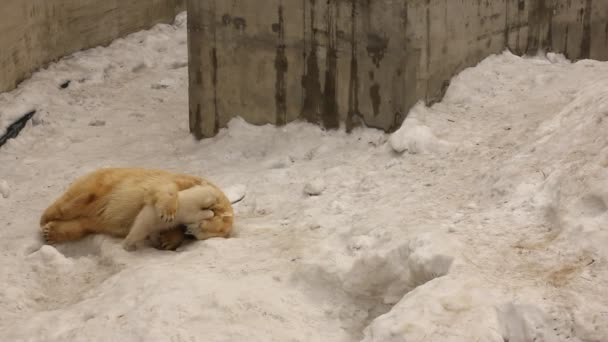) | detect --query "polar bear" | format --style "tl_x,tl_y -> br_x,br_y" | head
121,185 -> 219,251
40,167 -> 234,250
